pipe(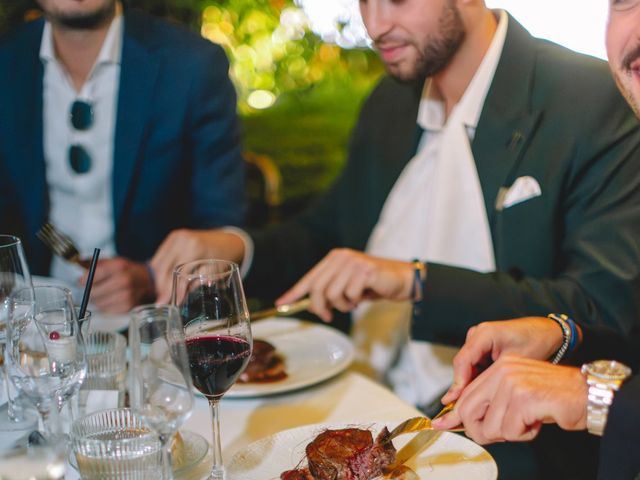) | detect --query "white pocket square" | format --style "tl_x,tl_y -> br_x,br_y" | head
496,176 -> 542,211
